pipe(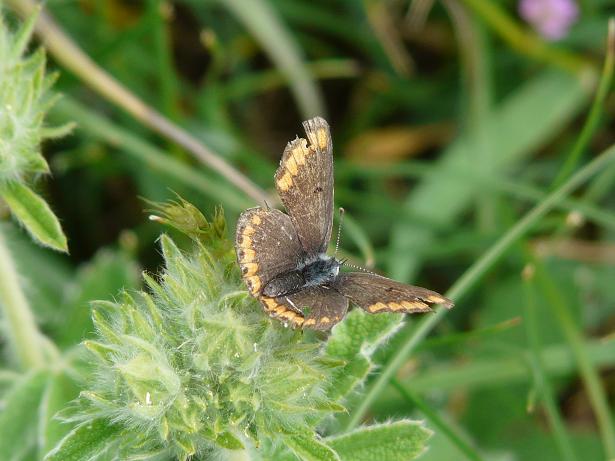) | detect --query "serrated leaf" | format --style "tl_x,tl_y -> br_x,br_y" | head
323,310 -> 402,402
326,421 -> 432,461
0,371 -> 49,460
0,181 -> 68,252
283,434 -> 340,461
43,418 -> 120,461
